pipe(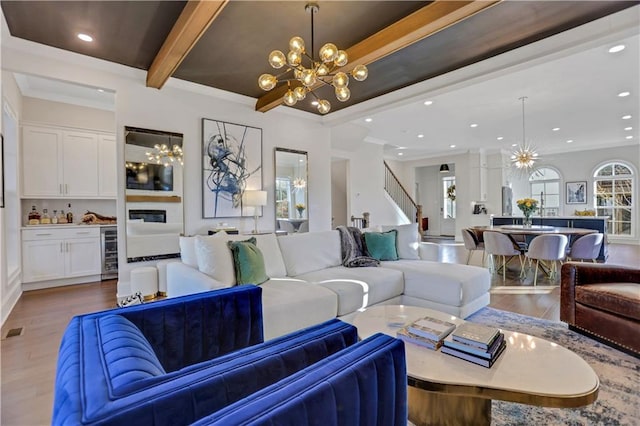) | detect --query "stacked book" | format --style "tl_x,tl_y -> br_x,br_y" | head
441,322 -> 506,368
397,316 -> 457,350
